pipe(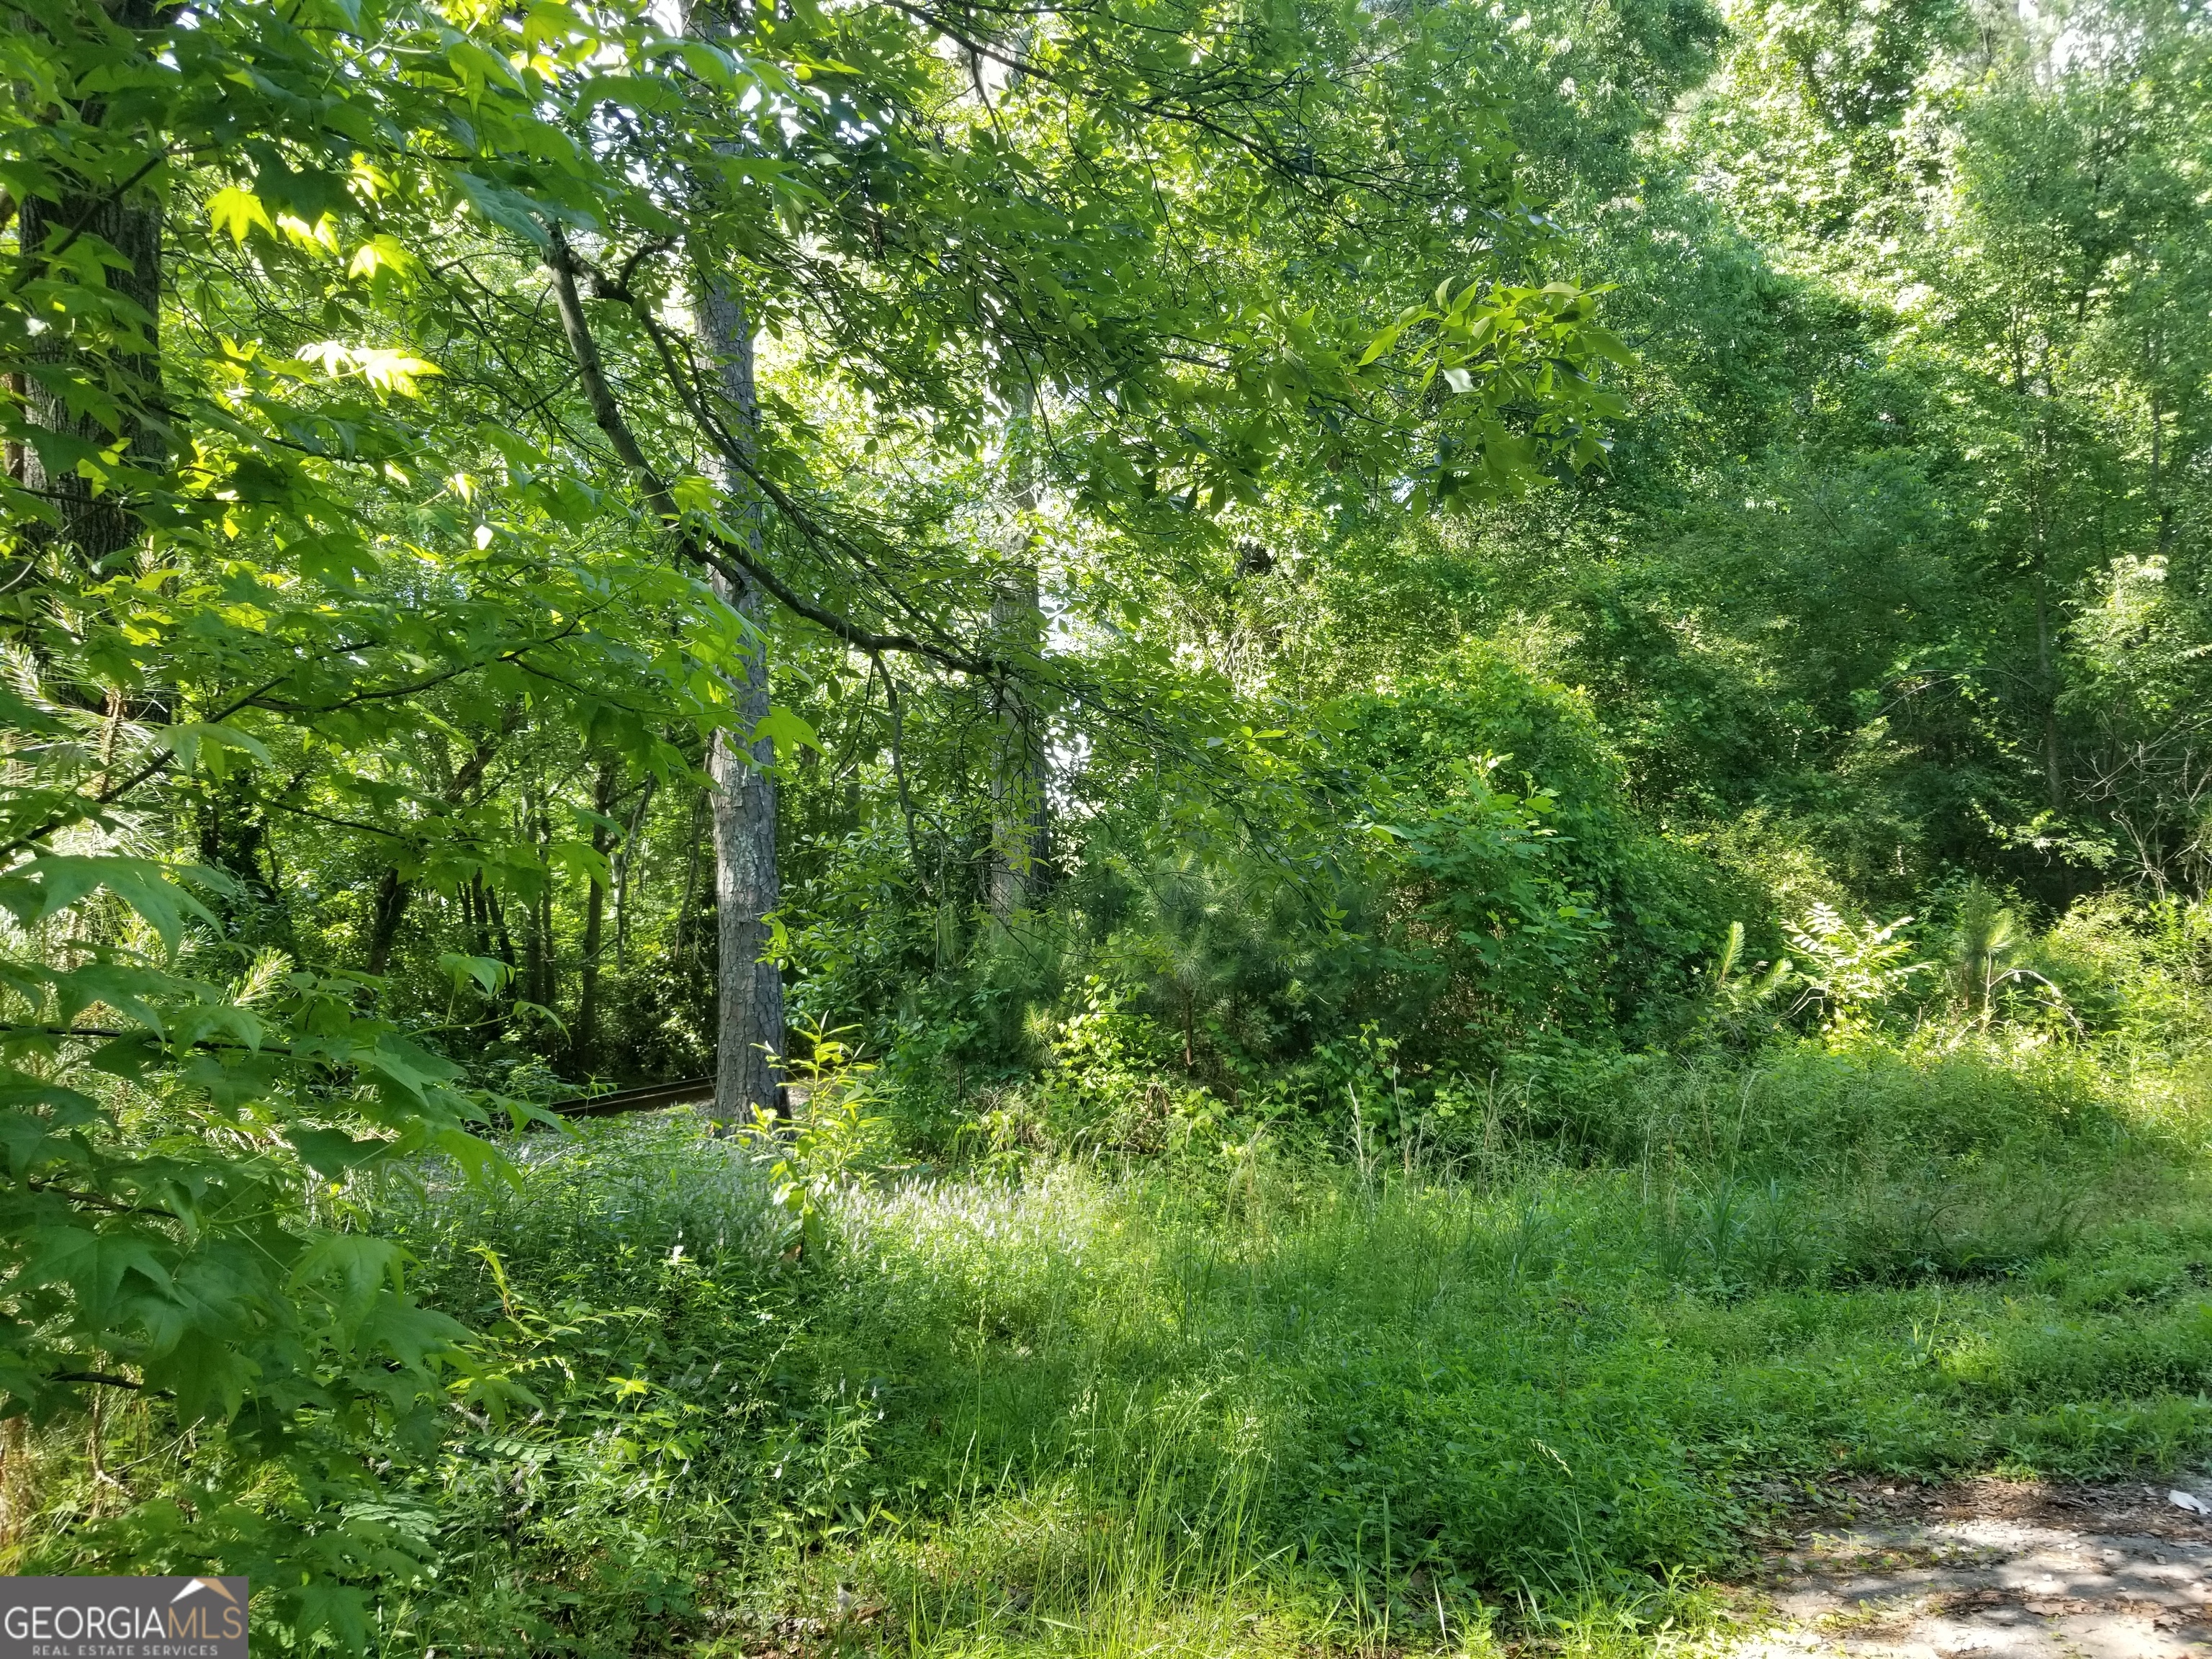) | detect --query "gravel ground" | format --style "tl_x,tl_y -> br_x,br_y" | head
1727,1477 -> 2212,1657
